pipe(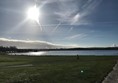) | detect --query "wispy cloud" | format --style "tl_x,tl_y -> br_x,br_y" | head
52,22 -> 61,33
80,0 -> 103,17
0,38 -> 78,49
65,33 -> 87,40
0,38 -> 58,49
67,27 -> 74,33
54,0 -> 103,25
35,0 -> 103,26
